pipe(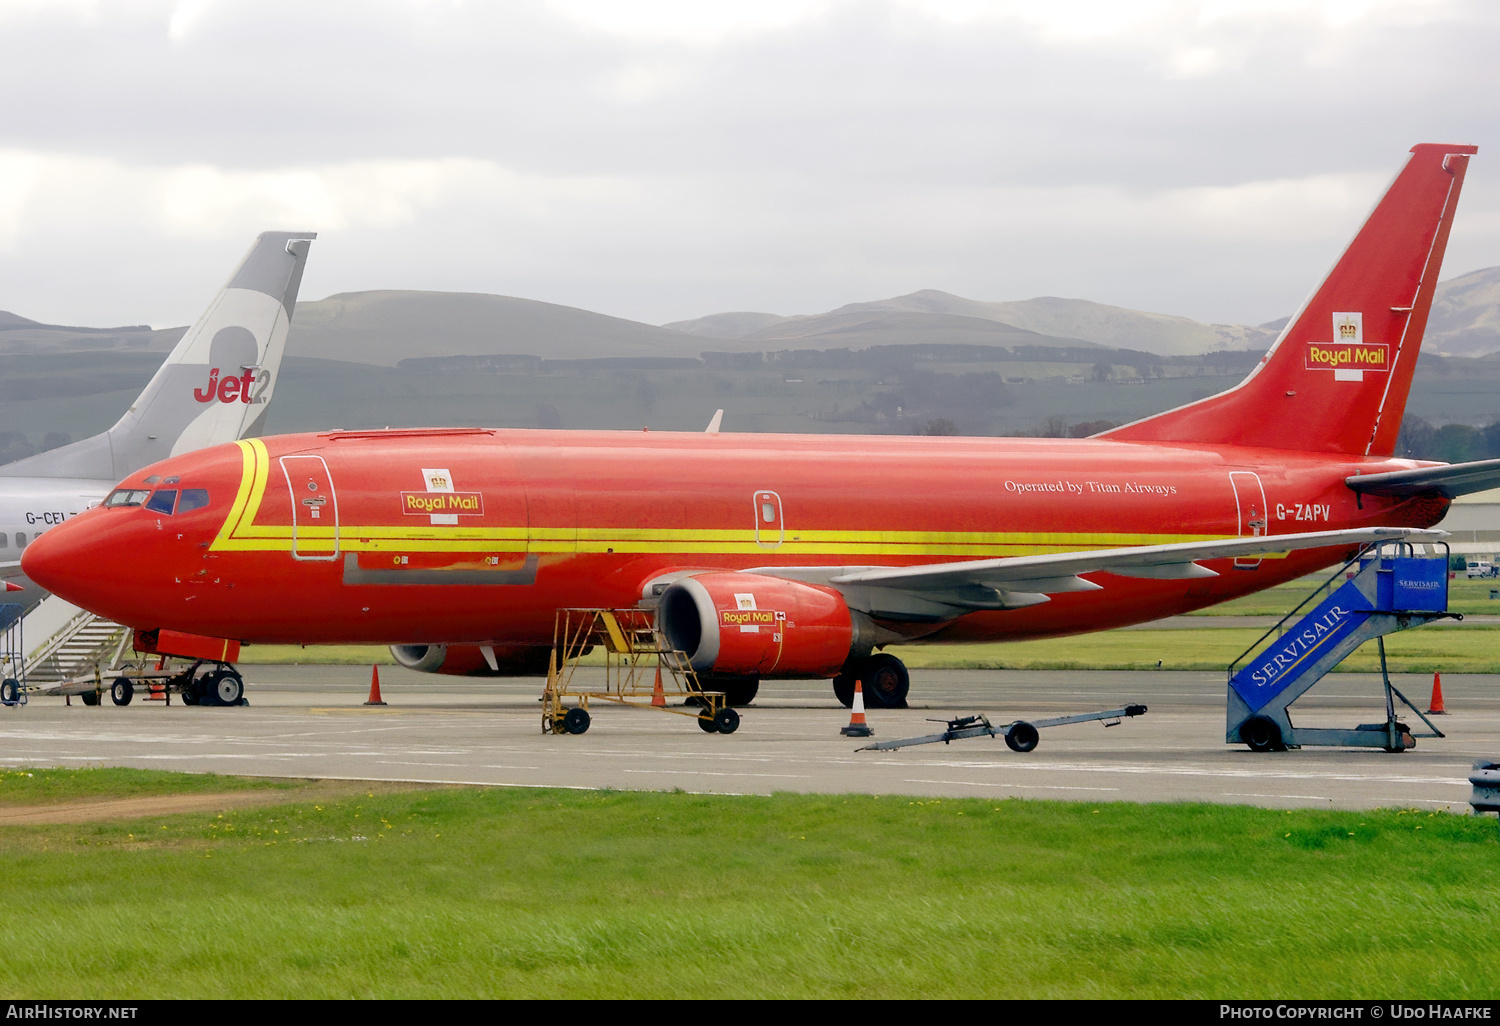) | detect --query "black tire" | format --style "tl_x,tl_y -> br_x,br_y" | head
712,708 -> 740,735
562,707 -> 591,735
209,669 -> 244,707
1,678 -> 19,705
1242,716 -> 1283,753
81,690 -> 101,706
697,713 -> 719,733
1005,721 -> 1040,753
862,654 -> 910,710
110,677 -> 134,707
832,673 -> 855,709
